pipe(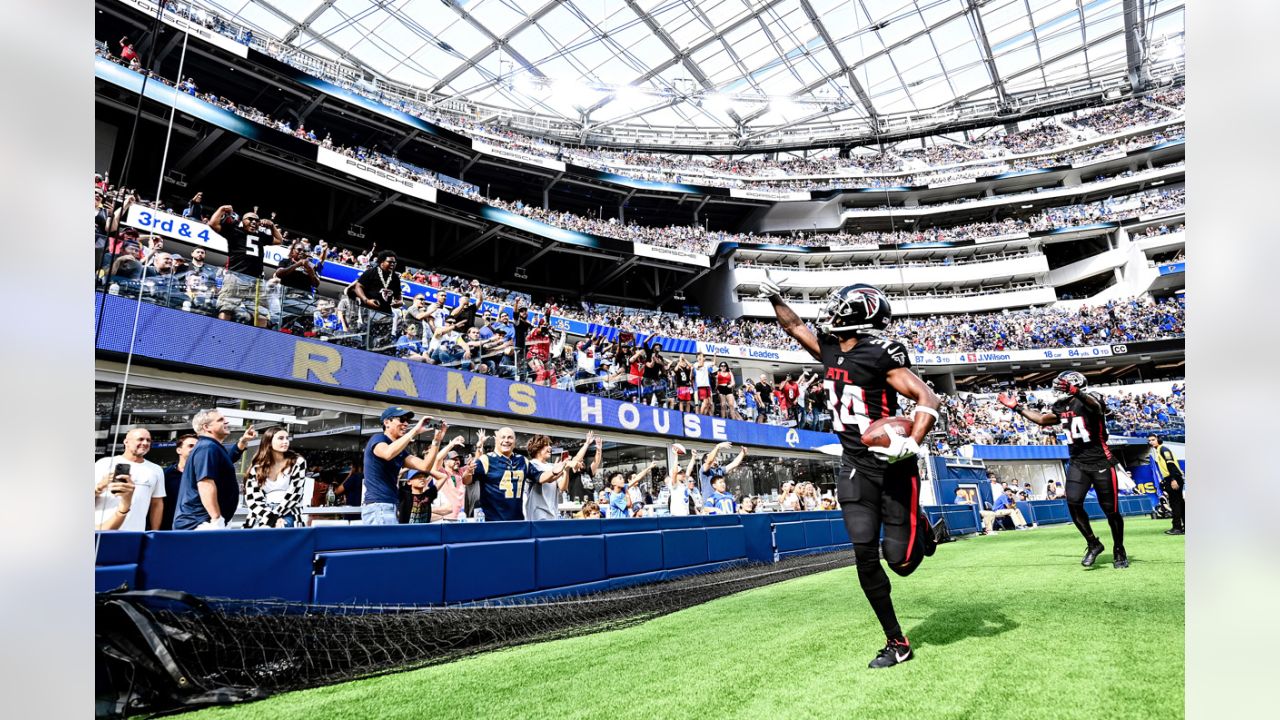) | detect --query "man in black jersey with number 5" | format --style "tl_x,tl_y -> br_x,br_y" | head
761,273 -> 942,669
998,371 -> 1128,569
209,204 -> 282,327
